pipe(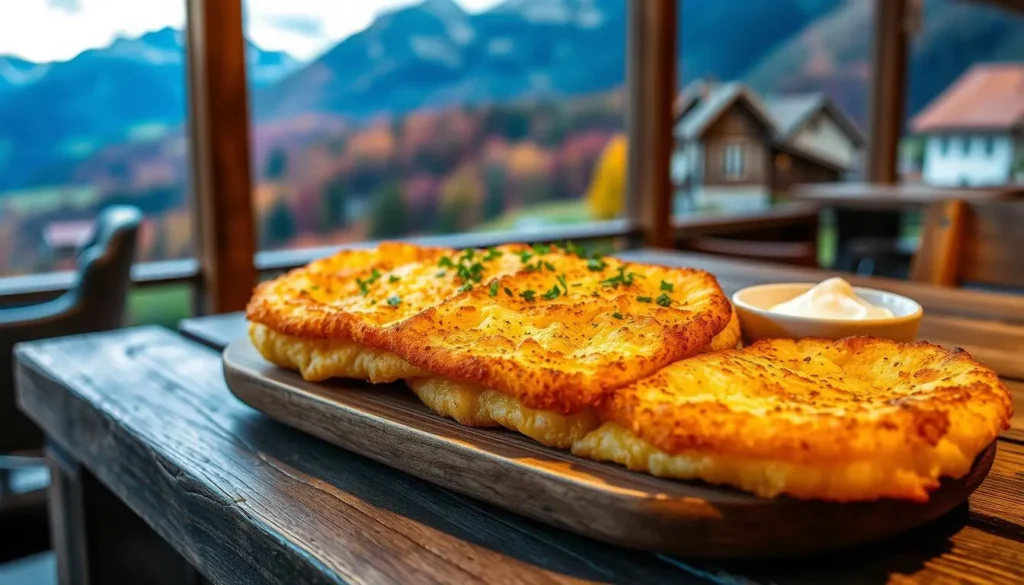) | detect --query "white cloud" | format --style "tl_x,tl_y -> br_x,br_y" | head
0,0 -> 504,63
